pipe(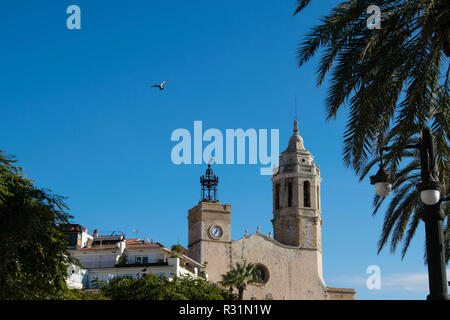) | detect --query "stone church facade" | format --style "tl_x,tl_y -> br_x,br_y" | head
187,120 -> 356,300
